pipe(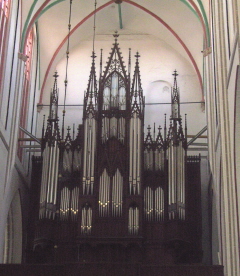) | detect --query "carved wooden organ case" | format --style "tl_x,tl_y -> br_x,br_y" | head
30,37 -> 202,264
